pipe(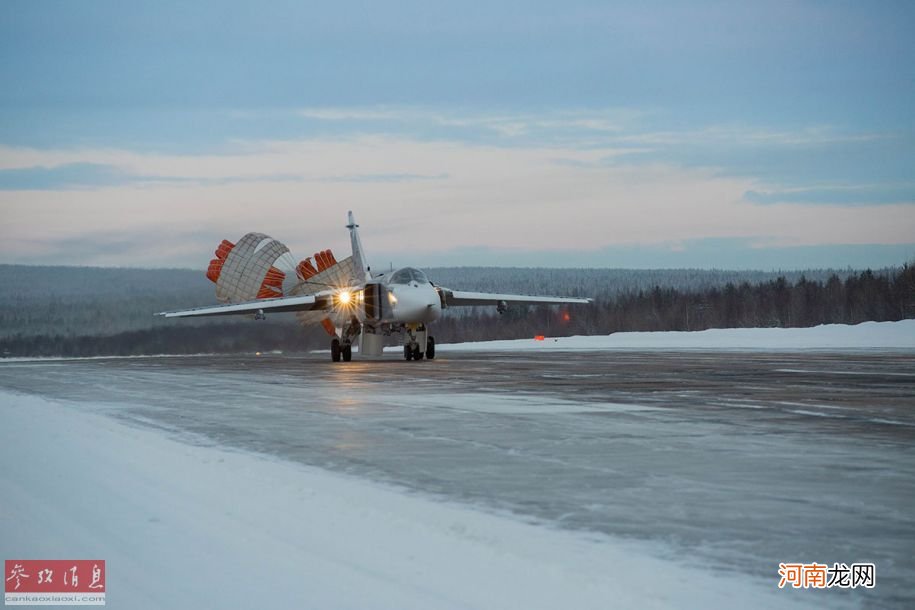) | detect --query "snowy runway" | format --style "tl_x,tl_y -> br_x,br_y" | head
2,326 -> 913,608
